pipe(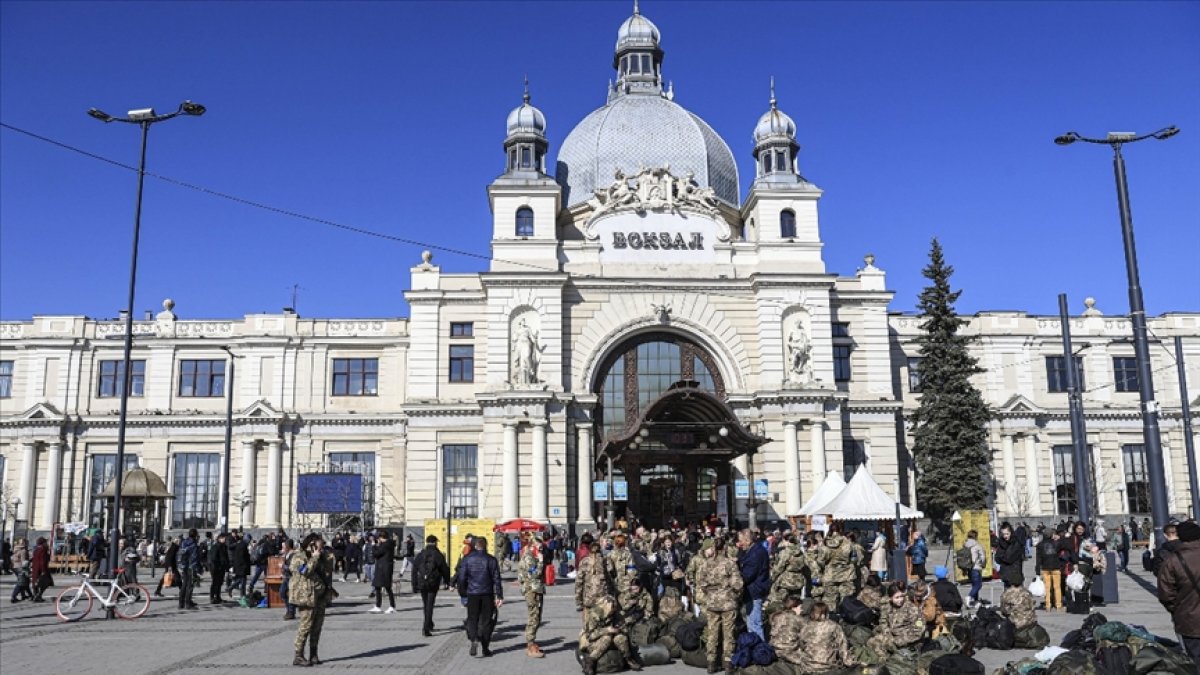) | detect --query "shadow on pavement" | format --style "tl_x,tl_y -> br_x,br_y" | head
322,643 -> 421,662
